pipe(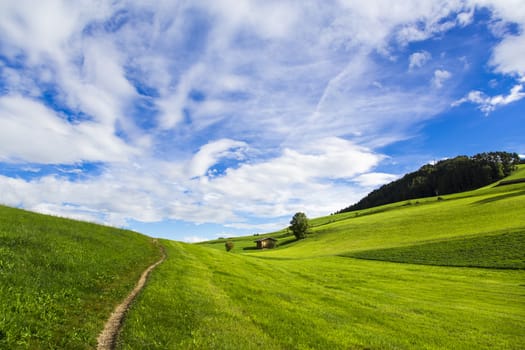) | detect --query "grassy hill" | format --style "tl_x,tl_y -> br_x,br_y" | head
0,206 -> 161,349
117,166 -> 525,349
2,166 -> 523,349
